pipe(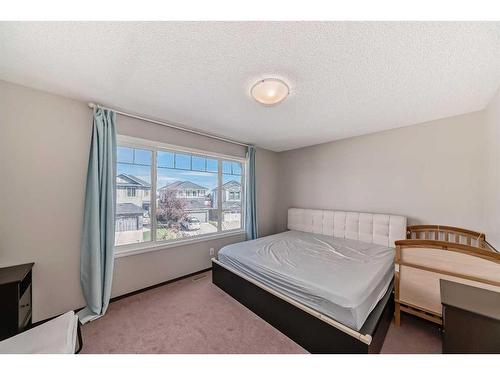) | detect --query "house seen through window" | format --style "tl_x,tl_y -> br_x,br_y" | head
115,143 -> 244,248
